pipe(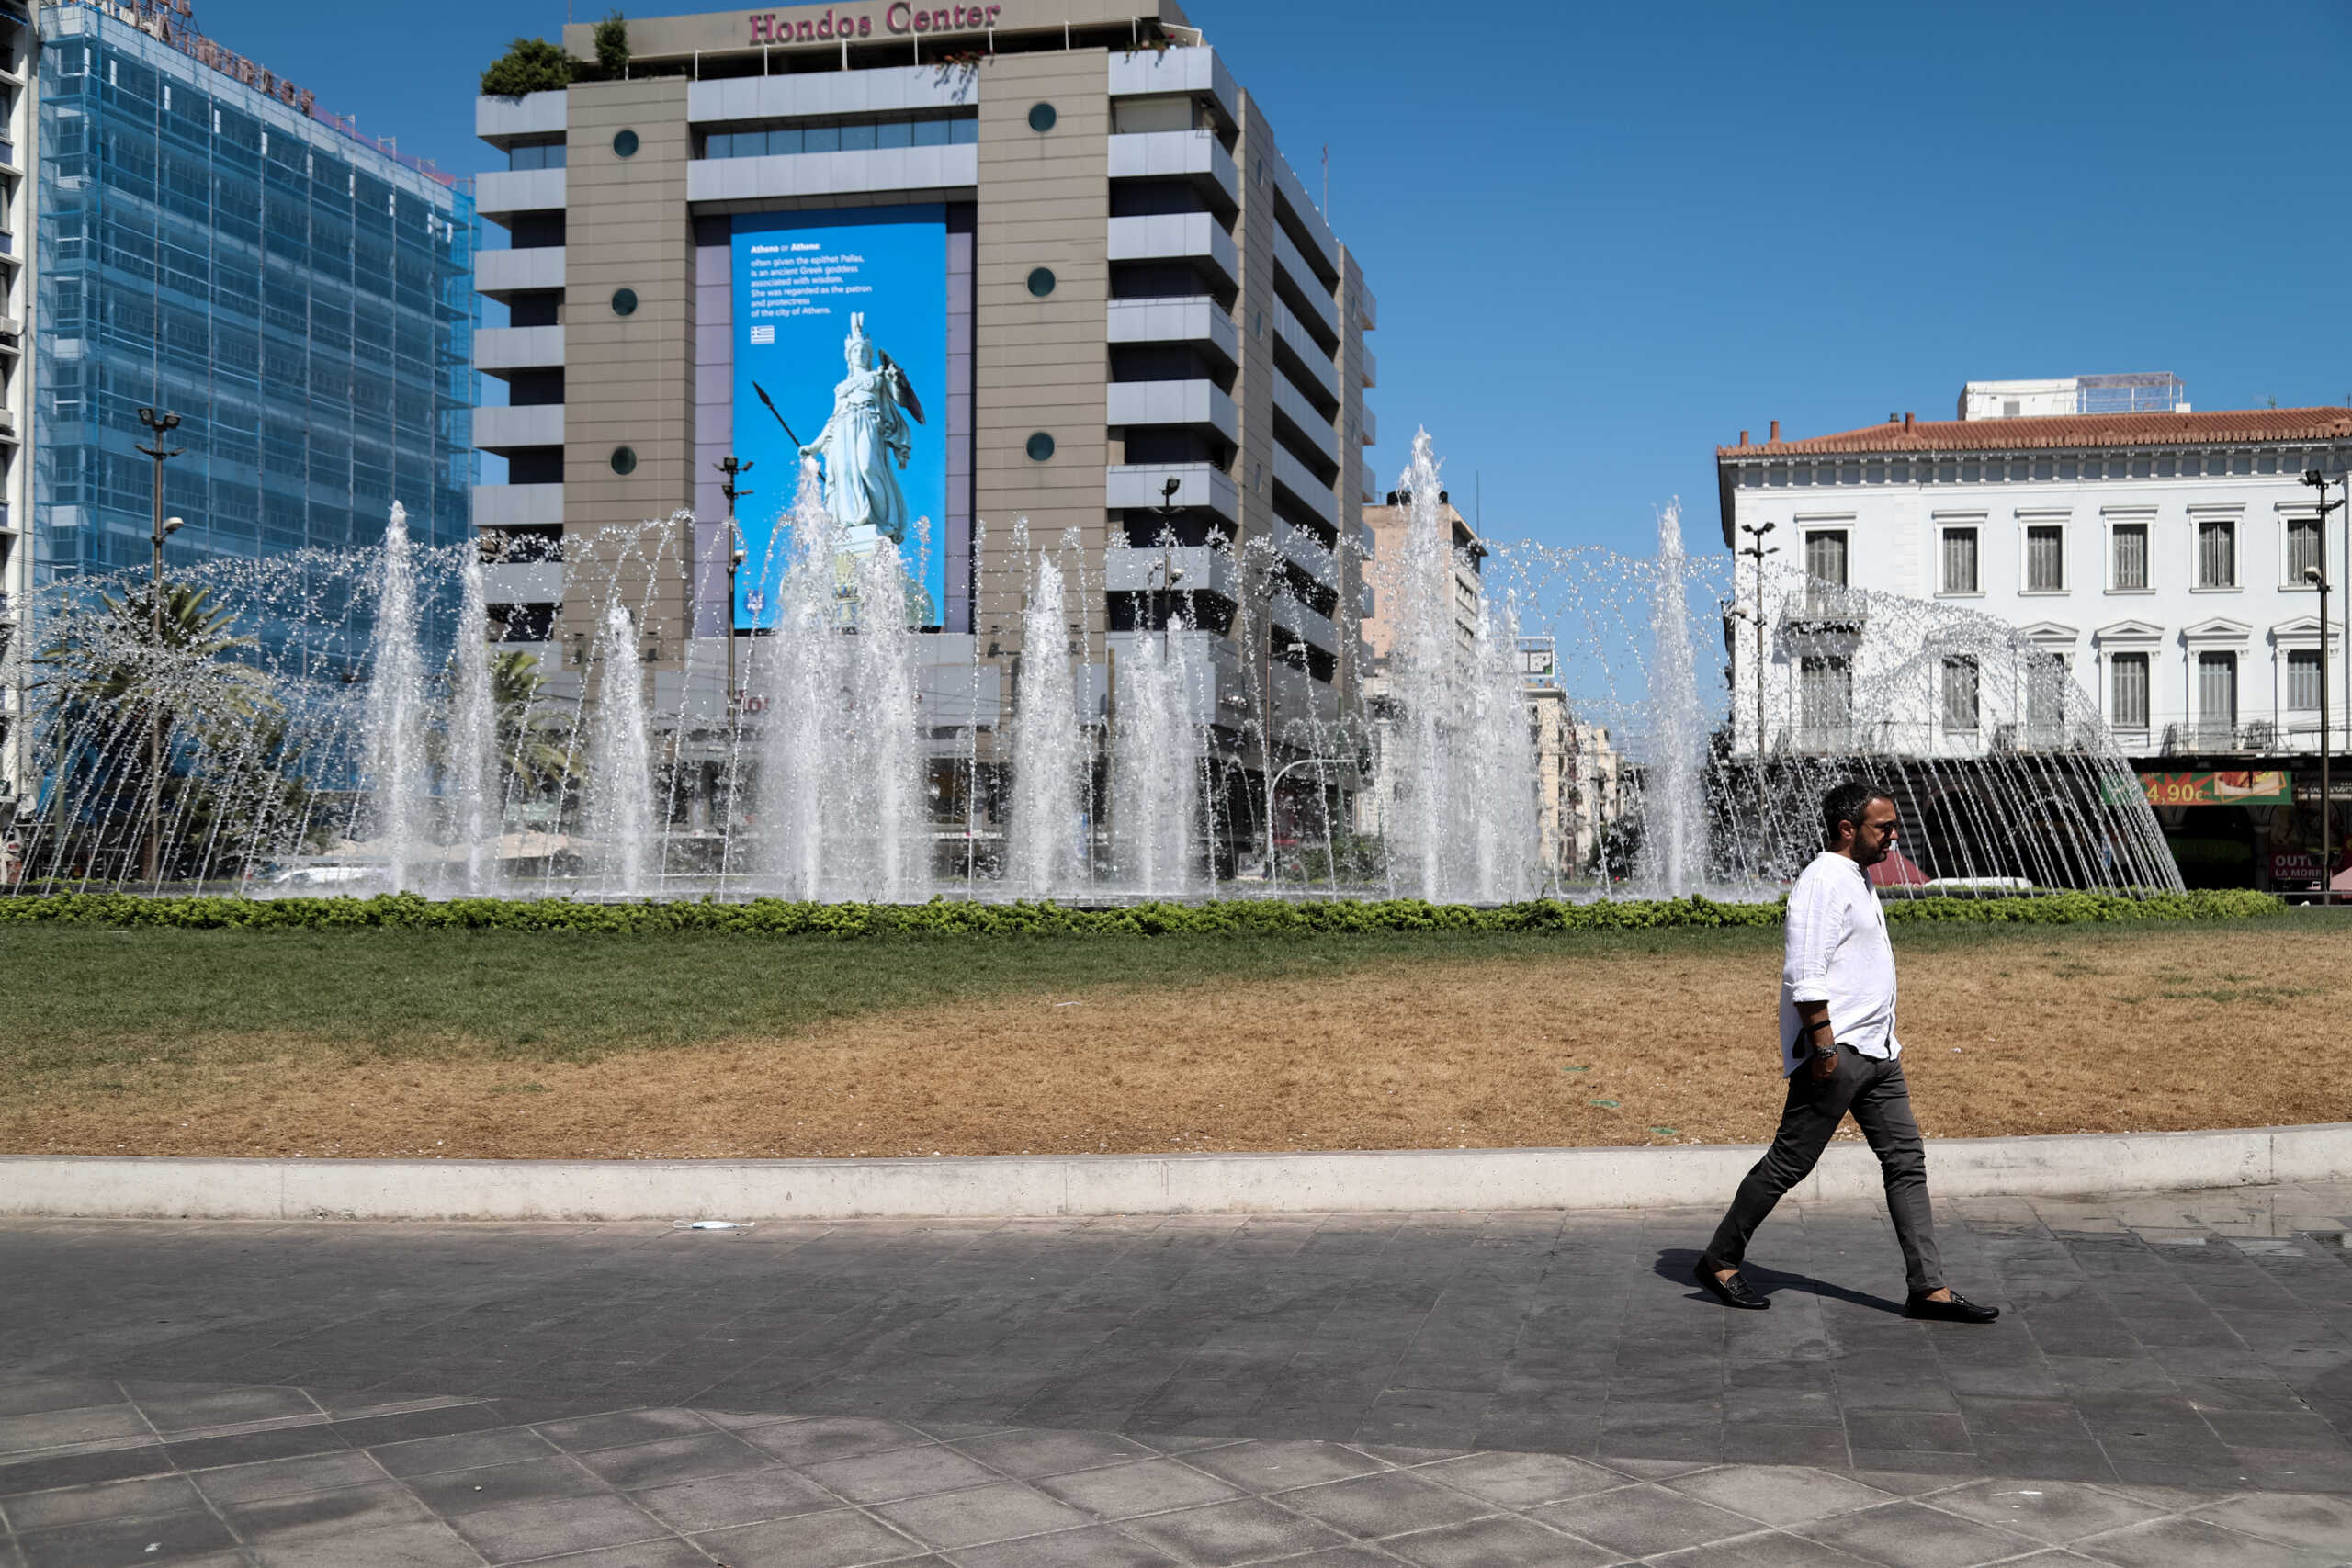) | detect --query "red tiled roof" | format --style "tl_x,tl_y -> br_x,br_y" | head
1716,408 -> 2352,458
